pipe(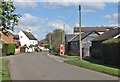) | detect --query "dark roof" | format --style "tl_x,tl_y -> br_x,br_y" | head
81,30 -> 100,40
0,28 -> 14,36
65,34 -> 77,42
92,28 -> 120,41
66,31 -> 100,42
22,30 -> 37,40
39,39 -> 48,44
74,27 -> 115,33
